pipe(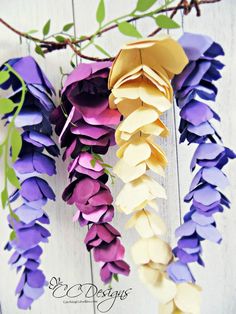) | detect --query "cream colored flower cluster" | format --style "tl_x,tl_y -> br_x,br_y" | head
108,38 -> 201,314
